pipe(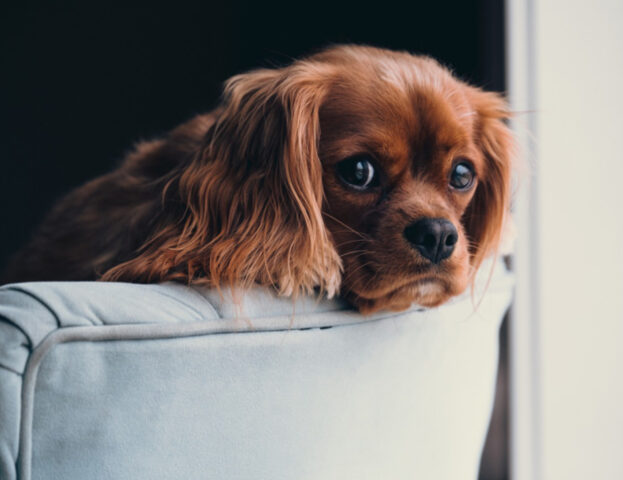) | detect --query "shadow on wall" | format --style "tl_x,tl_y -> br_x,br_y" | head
479,313 -> 510,480
0,1 -> 501,270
